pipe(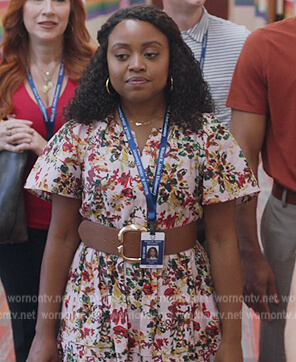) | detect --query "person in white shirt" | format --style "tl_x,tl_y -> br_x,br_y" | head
160,0 -> 250,128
